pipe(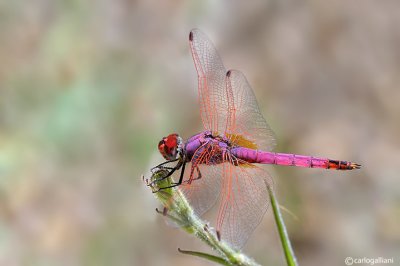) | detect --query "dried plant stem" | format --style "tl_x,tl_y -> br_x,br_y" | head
146,169 -> 297,265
